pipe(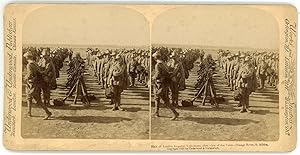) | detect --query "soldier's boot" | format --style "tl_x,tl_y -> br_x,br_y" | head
162,99 -> 179,120
240,104 -> 247,113
111,98 -> 118,111
27,100 -> 32,117
112,105 -> 118,111
239,98 -> 247,113
43,111 -> 52,120
117,107 -> 124,111
154,100 -> 160,117
117,97 -> 124,111
39,101 -> 52,120
170,111 -> 179,121
245,99 -> 251,113
240,109 -> 247,113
